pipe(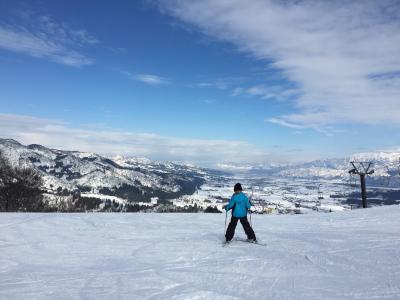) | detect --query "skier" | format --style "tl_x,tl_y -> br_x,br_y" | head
224,183 -> 257,243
